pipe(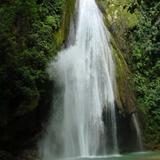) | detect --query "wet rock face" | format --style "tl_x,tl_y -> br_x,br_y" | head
116,106 -> 142,153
